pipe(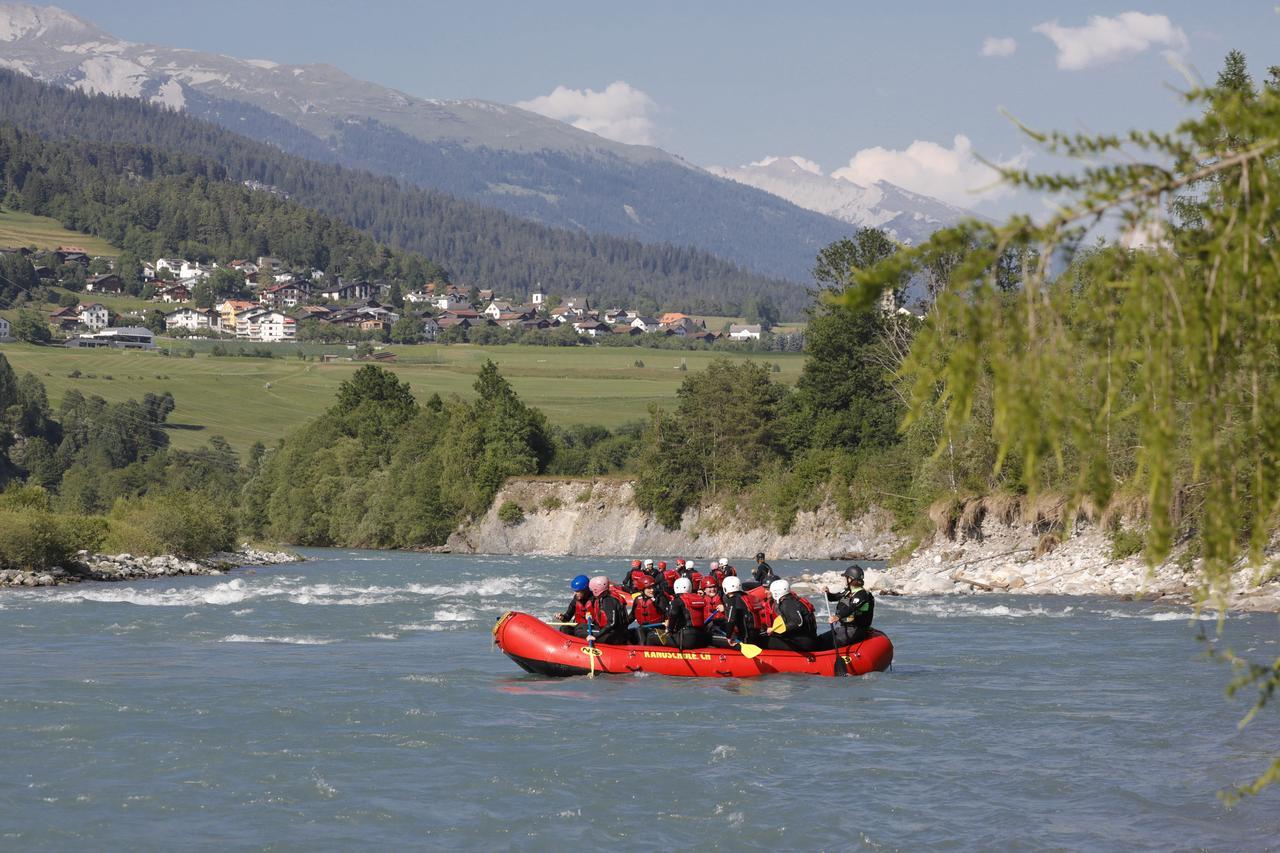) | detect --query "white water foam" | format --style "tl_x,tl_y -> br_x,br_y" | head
220,634 -> 335,645
407,576 -> 522,597
397,623 -> 449,632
